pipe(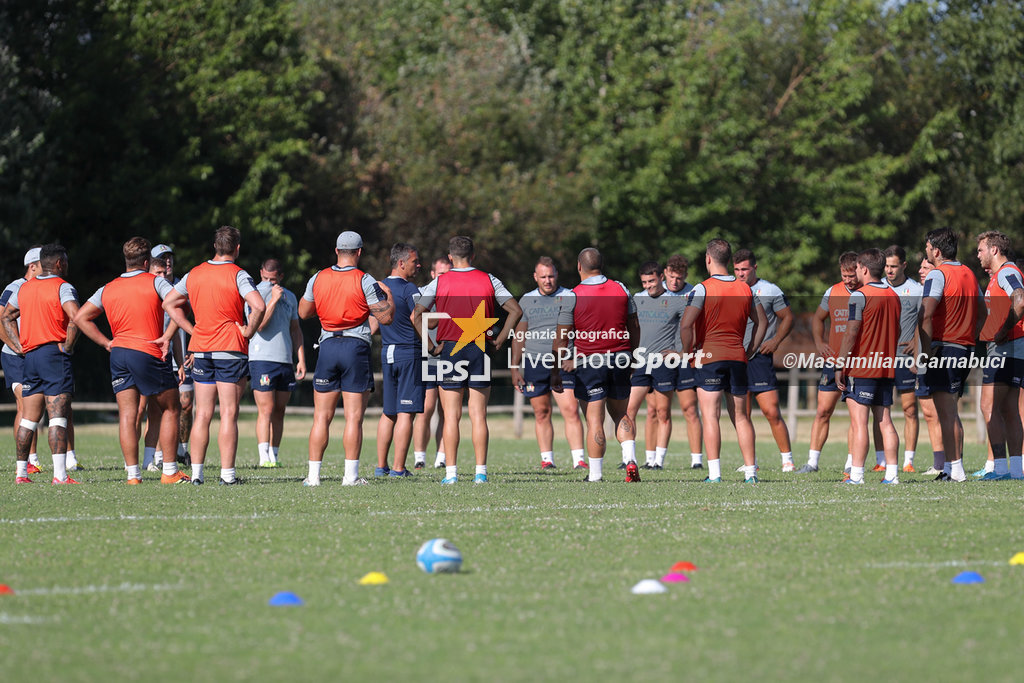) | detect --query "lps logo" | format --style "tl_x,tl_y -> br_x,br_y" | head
420,311 -> 491,383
